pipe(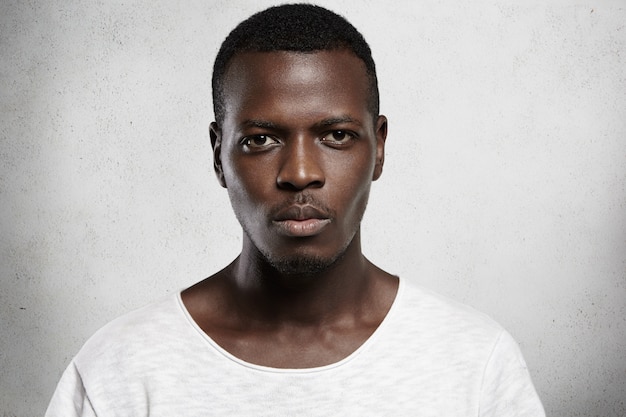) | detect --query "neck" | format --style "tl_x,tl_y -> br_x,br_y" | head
230,232 -> 372,325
